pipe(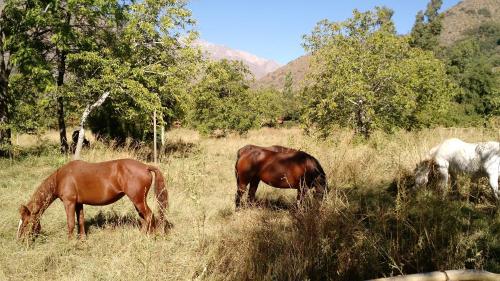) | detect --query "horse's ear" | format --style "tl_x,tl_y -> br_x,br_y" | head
19,205 -> 30,218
